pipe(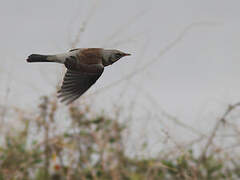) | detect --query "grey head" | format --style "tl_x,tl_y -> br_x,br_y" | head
102,49 -> 131,66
